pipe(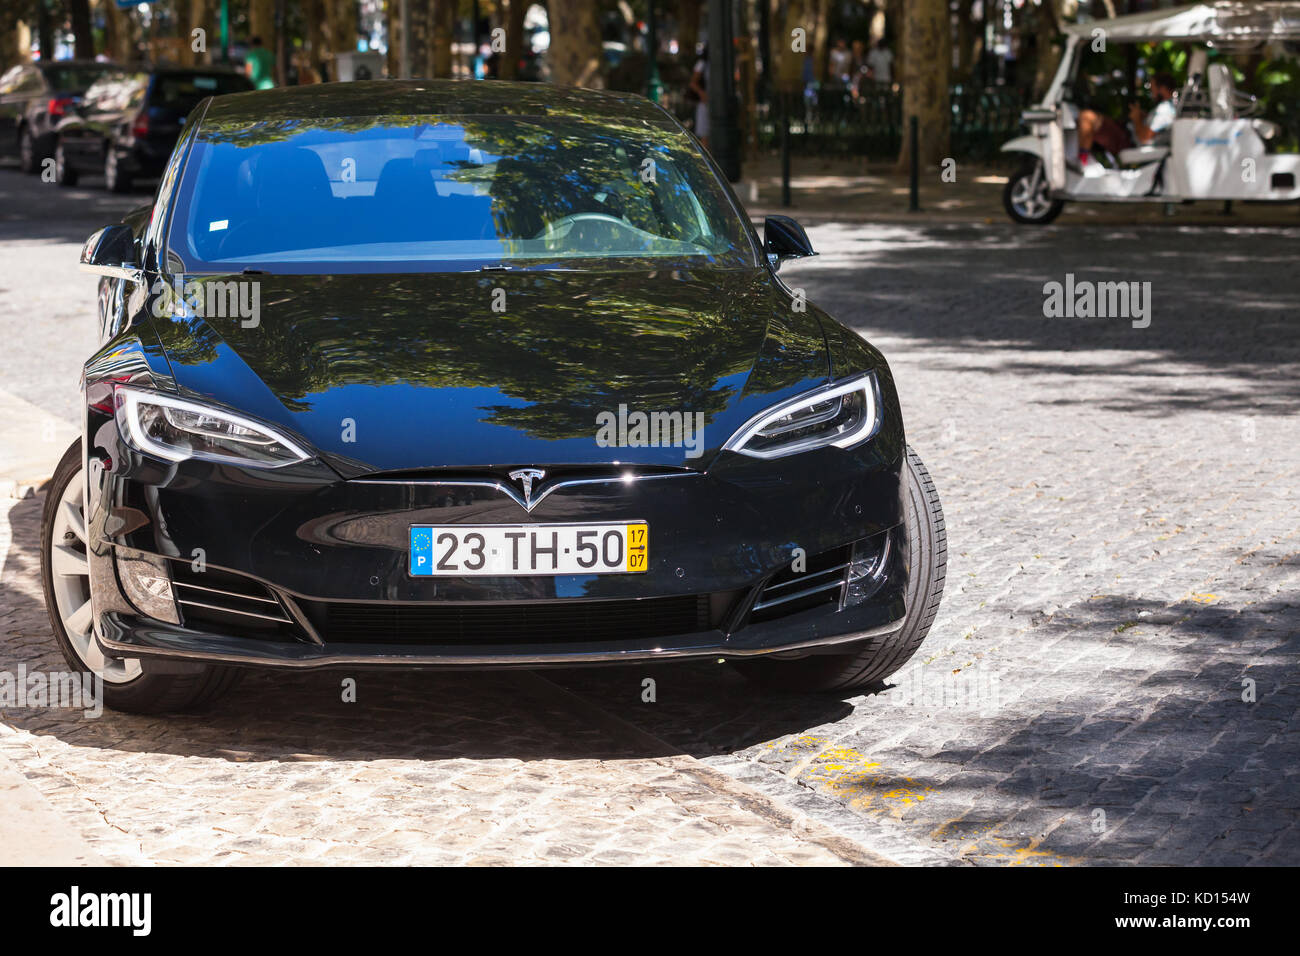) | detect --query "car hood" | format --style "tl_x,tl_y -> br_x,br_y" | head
149,268 -> 831,477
